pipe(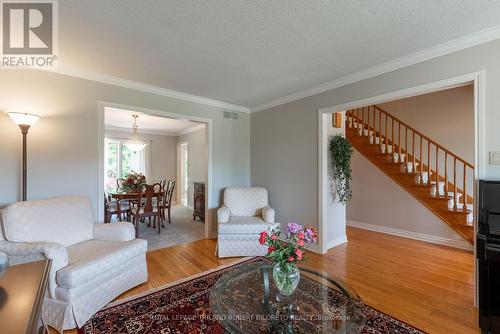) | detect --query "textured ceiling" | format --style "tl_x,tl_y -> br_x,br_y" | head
59,1 -> 500,108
